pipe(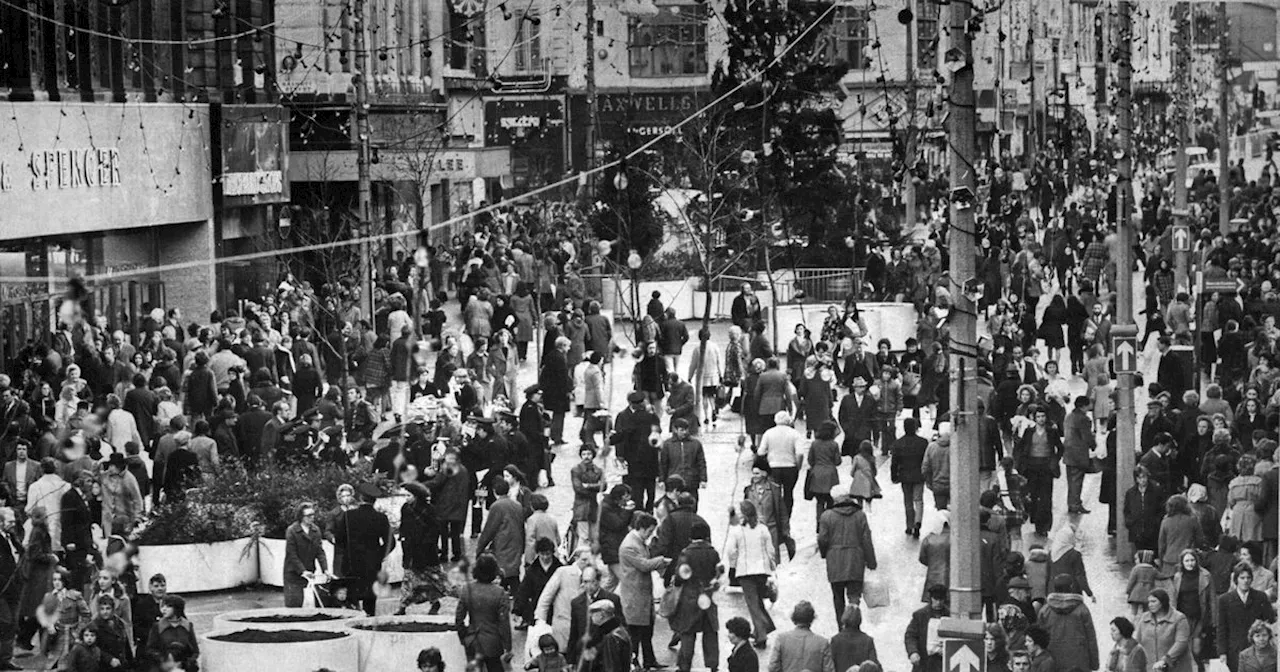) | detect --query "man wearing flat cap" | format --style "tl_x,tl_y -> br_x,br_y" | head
613,392 -> 661,512
332,482 -> 395,615
581,598 -> 631,672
